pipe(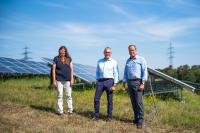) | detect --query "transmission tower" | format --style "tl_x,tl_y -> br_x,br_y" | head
22,46 -> 32,61
168,42 -> 175,68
